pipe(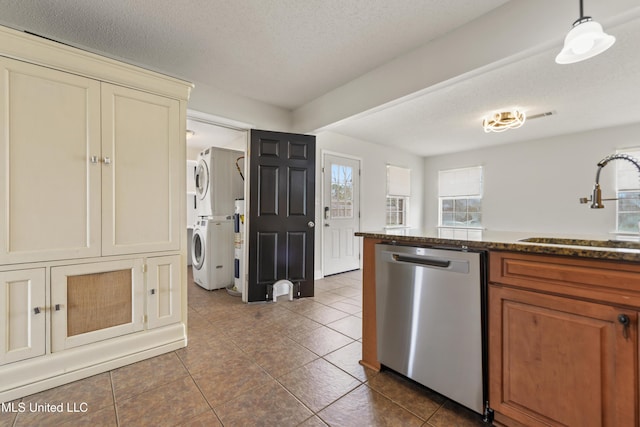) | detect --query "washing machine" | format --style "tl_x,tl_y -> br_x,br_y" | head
191,218 -> 235,290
